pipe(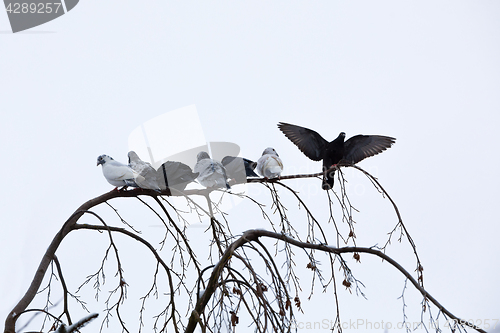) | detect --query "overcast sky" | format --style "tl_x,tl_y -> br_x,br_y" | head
1,1 -> 499,332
